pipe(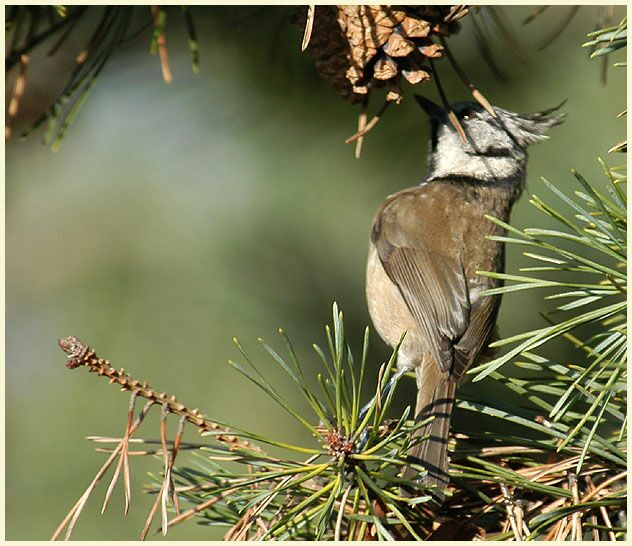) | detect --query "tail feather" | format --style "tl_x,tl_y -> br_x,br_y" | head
402,362 -> 456,504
